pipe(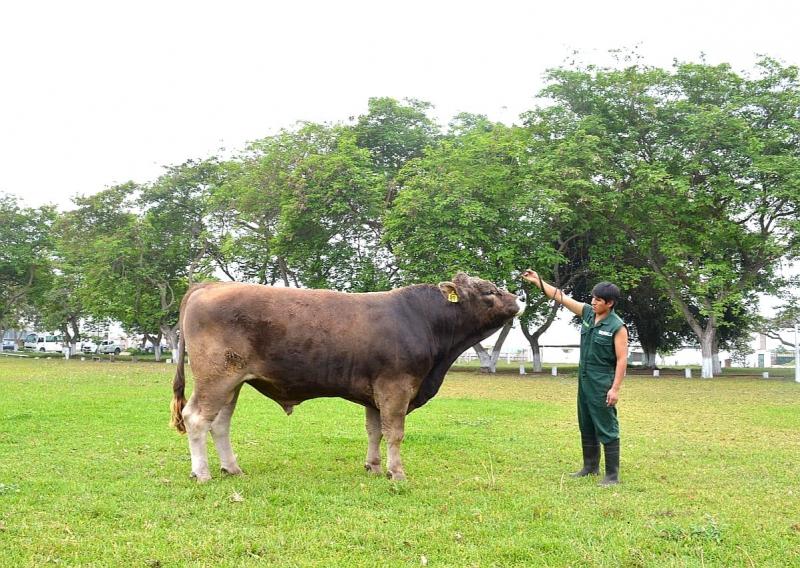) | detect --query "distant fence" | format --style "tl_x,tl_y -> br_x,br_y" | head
456,351 -> 530,363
